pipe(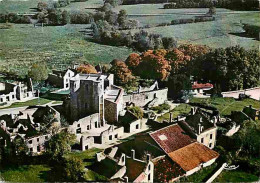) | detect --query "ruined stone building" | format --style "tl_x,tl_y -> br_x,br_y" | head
89,148 -> 154,182
47,69 -> 77,89
0,79 -> 35,105
0,106 -> 60,154
123,81 -> 168,108
177,107 -> 218,149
